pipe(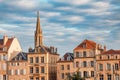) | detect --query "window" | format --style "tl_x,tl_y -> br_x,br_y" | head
108,56 -> 110,59
3,55 -> 7,60
83,61 -> 87,67
2,63 -> 6,70
79,72 -> 81,77
76,52 -> 79,57
30,67 -> 33,73
41,77 -> 45,80
66,73 -> 70,77
99,64 -> 103,71
61,73 -> 64,79
41,57 -> 44,63
76,62 -> 79,67
36,67 -> 39,73
15,69 -> 20,75
115,74 -> 119,80
20,69 -> 26,75
107,63 -> 111,70
41,67 -> 45,73
100,56 -> 102,60
115,63 -> 119,70
83,43 -> 86,48
36,57 -> 39,63
61,65 -> 64,70
20,69 -> 23,75
91,61 -> 94,67
91,71 -> 94,77
100,74 -> 104,80
36,77 -> 39,80
83,71 -> 88,78
116,56 -> 118,59
30,57 -> 33,63
83,51 -> 87,57
107,74 -> 111,80
67,65 -> 70,70
30,77 -> 33,80
3,75 -> 6,80
9,69 -> 14,75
